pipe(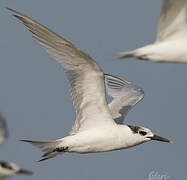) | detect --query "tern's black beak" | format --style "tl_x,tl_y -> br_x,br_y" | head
149,134 -> 173,143
17,169 -> 34,175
